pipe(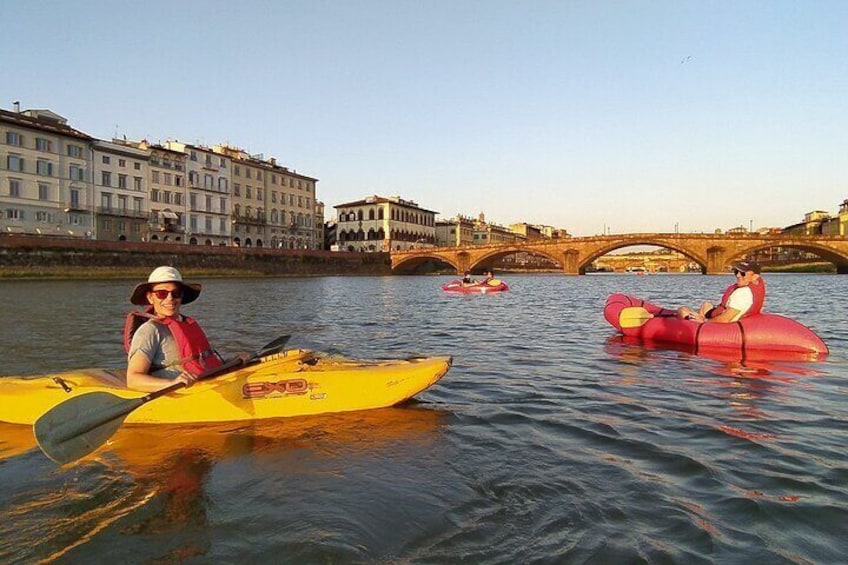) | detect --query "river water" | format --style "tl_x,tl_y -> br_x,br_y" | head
1,274 -> 846,564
